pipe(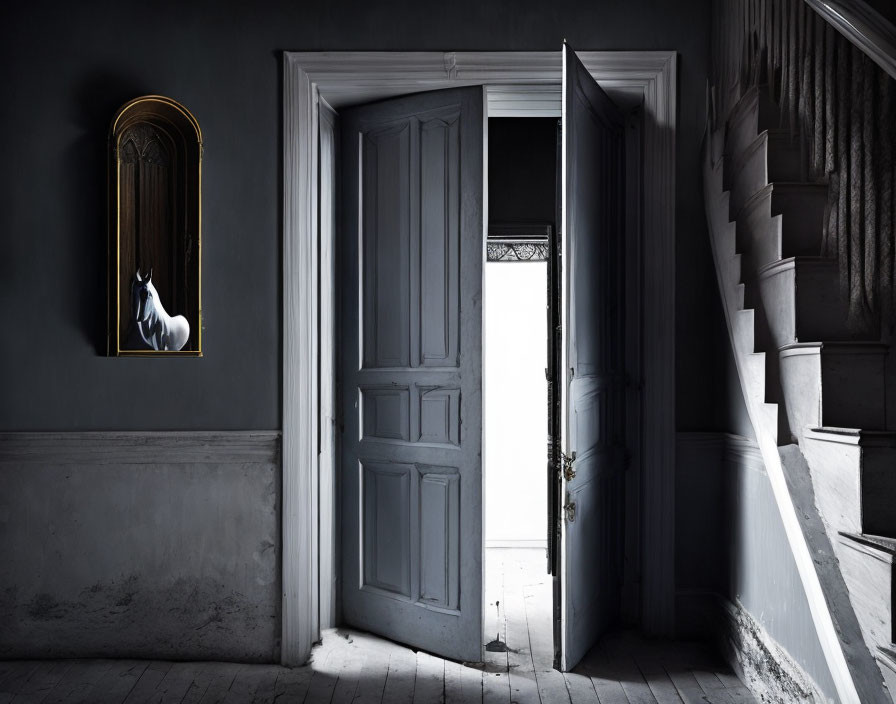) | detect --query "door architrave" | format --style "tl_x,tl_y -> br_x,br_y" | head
282,50 -> 677,666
